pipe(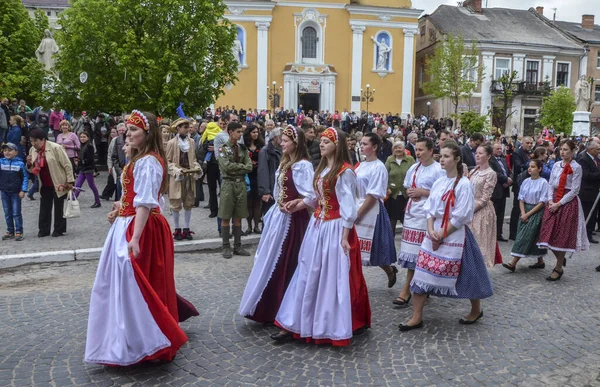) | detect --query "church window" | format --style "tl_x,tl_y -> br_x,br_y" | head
301,27 -> 318,60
